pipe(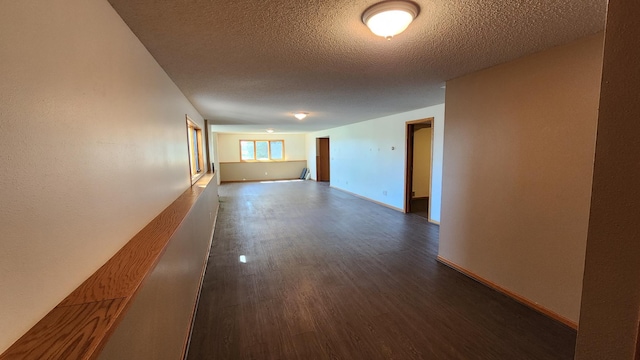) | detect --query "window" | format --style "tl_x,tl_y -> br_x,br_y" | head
240,140 -> 255,160
187,116 -> 204,184
240,140 -> 284,161
256,141 -> 269,160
